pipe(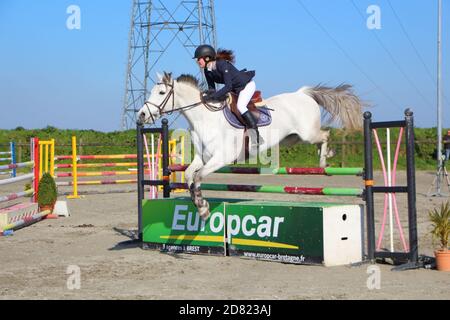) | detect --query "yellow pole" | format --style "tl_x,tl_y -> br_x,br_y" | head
50,139 -> 55,177
169,140 -> 176,183
44,144 -> 49,174
157,137 -> 163,191
181,135 -> 185,184
39,143 -> 43,179
67,136 -> 80,199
